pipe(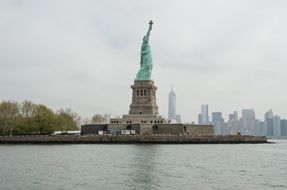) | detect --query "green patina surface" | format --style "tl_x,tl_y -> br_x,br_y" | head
136,21 -> 153,81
